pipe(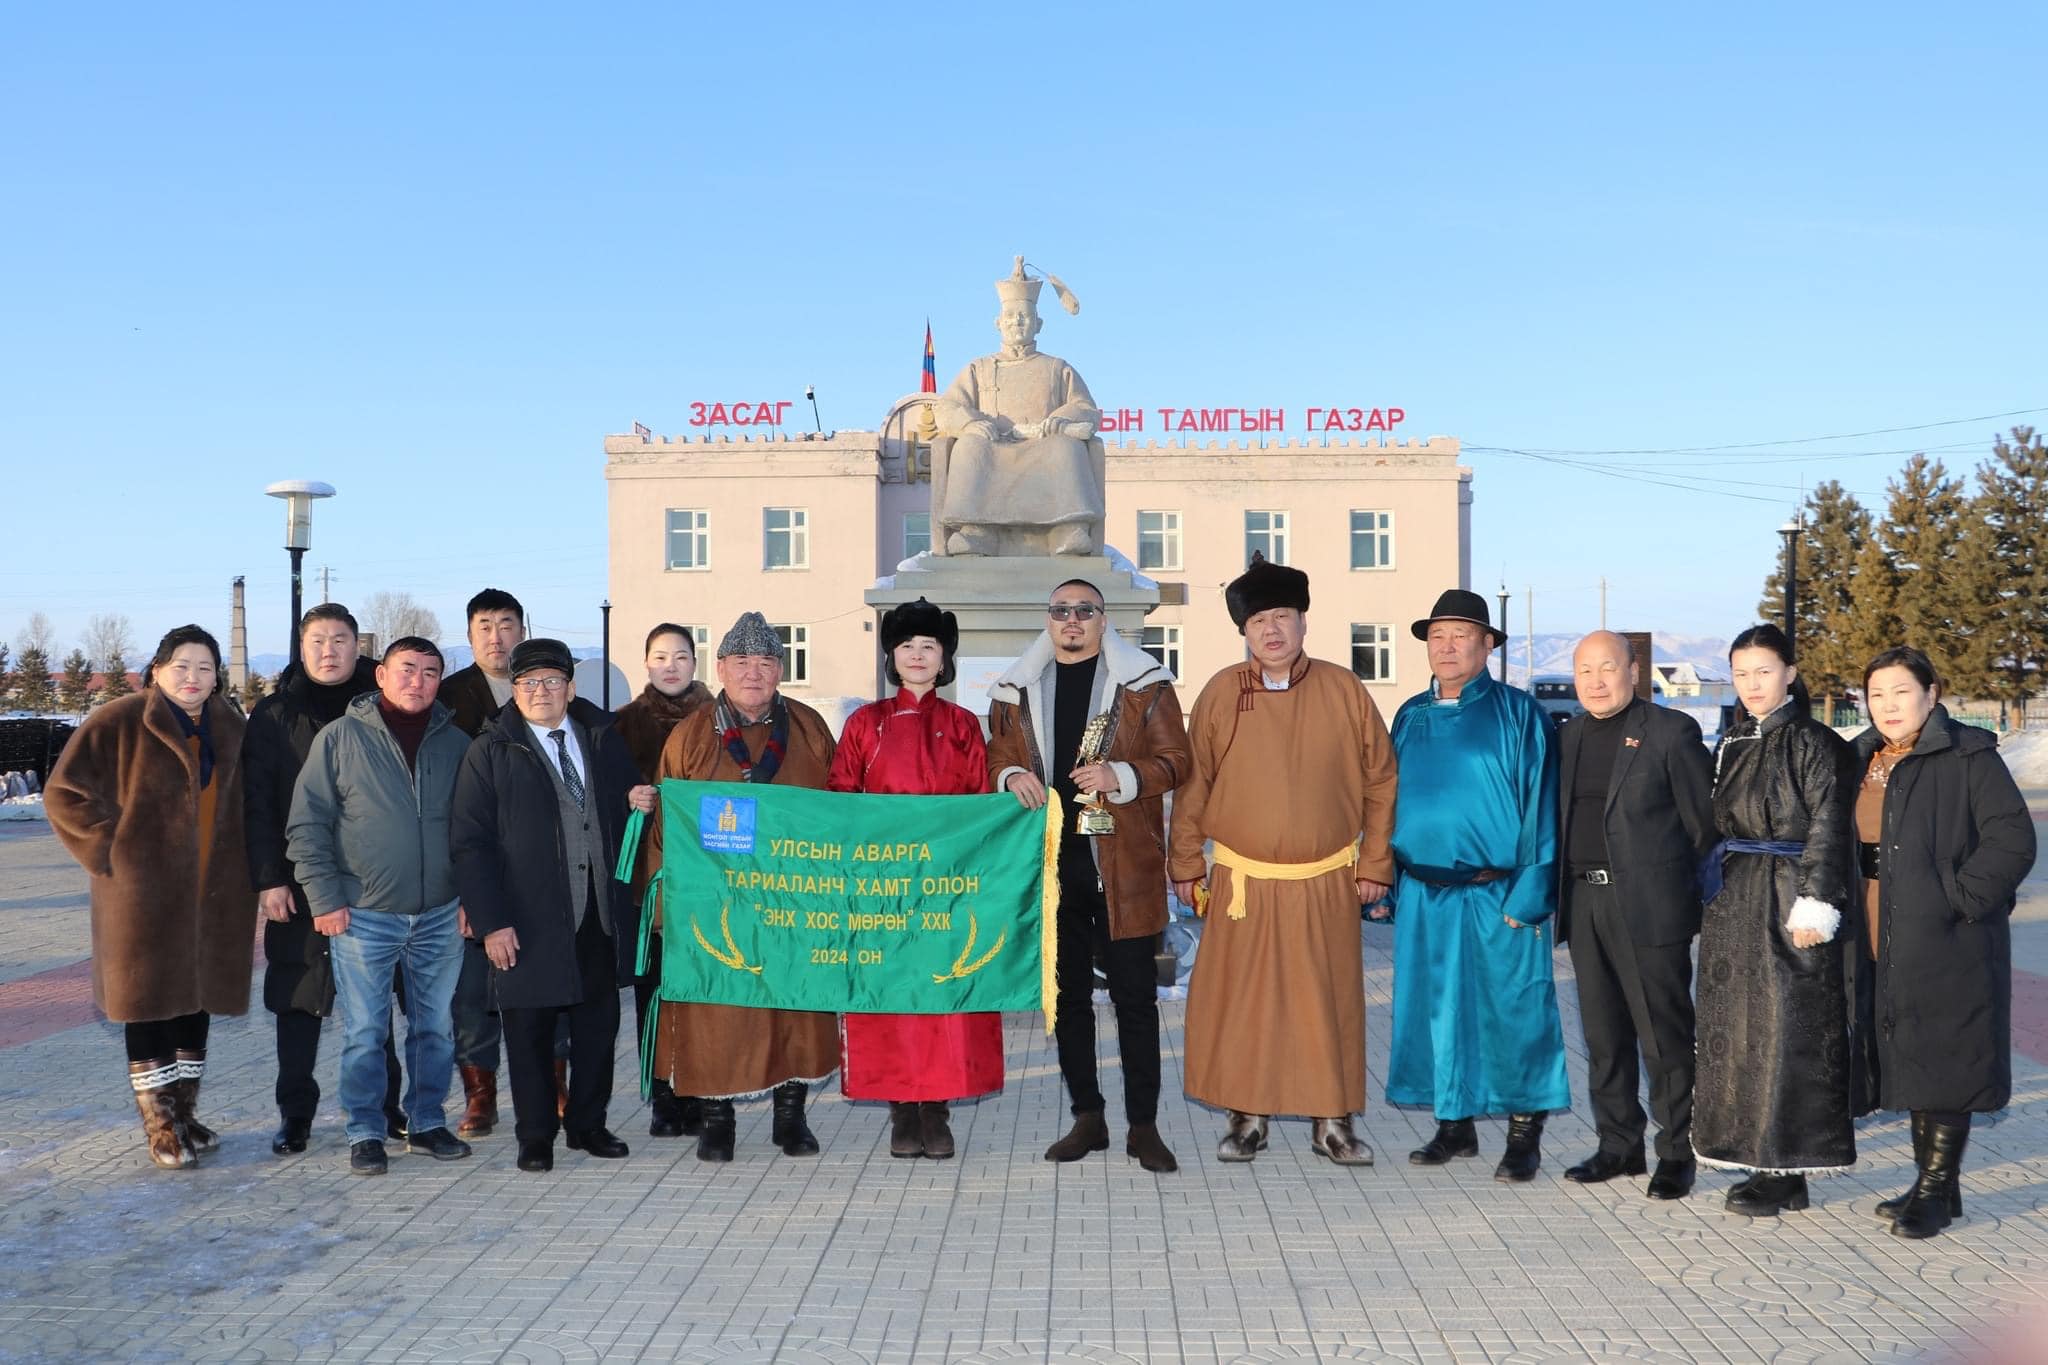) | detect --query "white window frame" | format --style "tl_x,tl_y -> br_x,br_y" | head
1141,624 -> 1183,679
903,511 -> 932,561
764,507 -> 810,571
664,508 -> 710,572
1244,510 -> 1290,565
775,624 -> 810,685
1351,623 -> 1395,684
1136,510 -> 1183,572
1350,509 -> 1395,571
